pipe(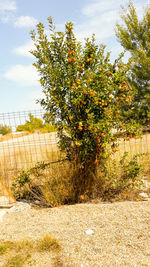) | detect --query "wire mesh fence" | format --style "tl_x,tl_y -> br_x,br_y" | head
0,109 -> 150,204
0,109 -> 63,198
